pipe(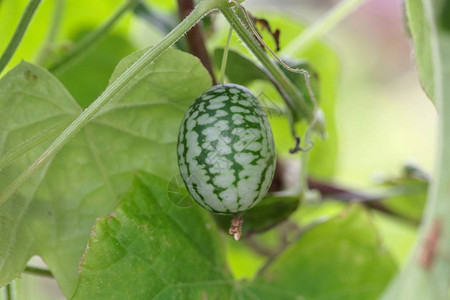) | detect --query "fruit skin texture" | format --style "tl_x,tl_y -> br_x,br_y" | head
177,83 -> 276,214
